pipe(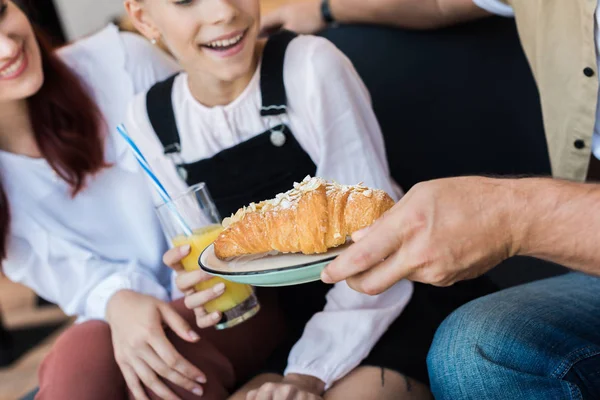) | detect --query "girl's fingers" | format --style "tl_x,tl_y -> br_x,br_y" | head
175,269 -> 213,292
163,246 -> 191,271
184,283 -> 225,309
